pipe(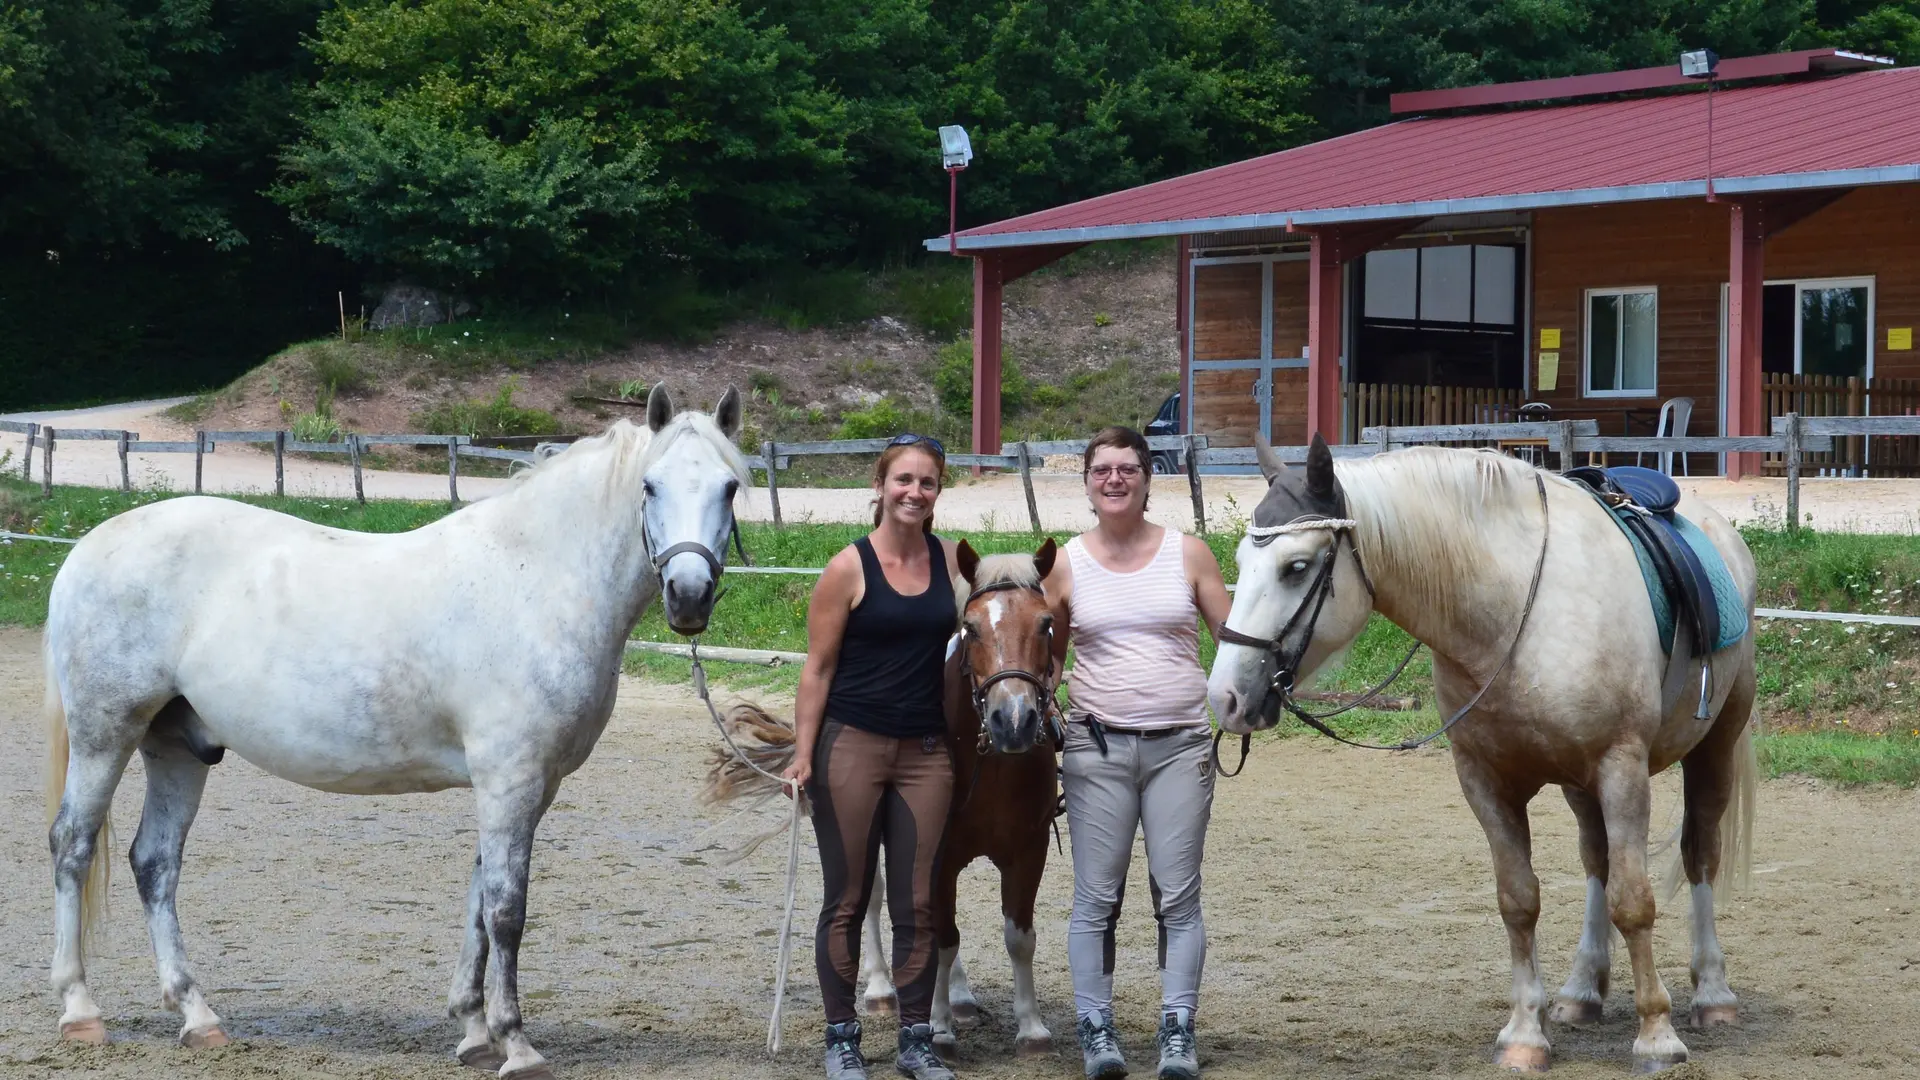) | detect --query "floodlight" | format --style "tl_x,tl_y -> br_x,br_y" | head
1680,49 -> 1719,79
939,125 -> 973,170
